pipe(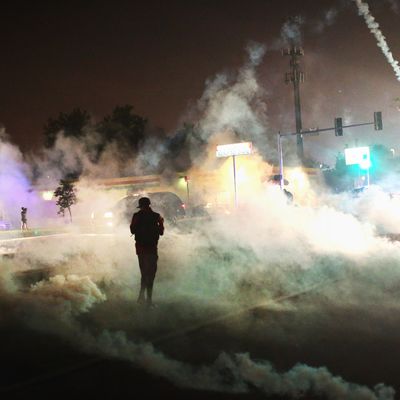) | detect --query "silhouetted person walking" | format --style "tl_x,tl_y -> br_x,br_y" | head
130,197 -> 164,307
21,207 -> 28,230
